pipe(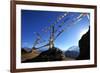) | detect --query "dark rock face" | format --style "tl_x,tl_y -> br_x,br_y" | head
76,29 -> 90,60
22,47 -> 63,63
